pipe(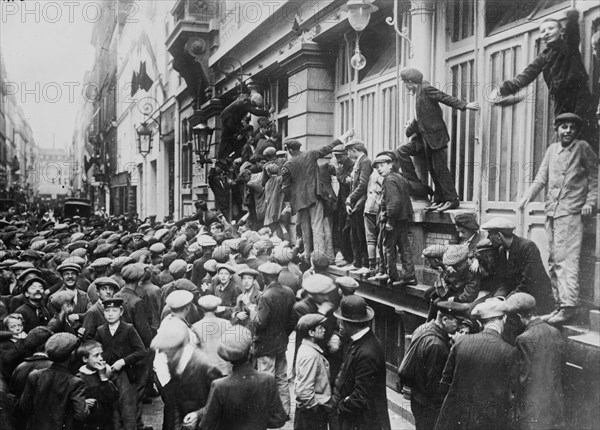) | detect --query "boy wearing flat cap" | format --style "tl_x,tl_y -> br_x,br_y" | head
373,154 -> 416,287
505,293 -> 565,430
294,313 -> 332,430
95,298 -> 147,430
397,67 -> 479,212
518,113 -> 598,324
